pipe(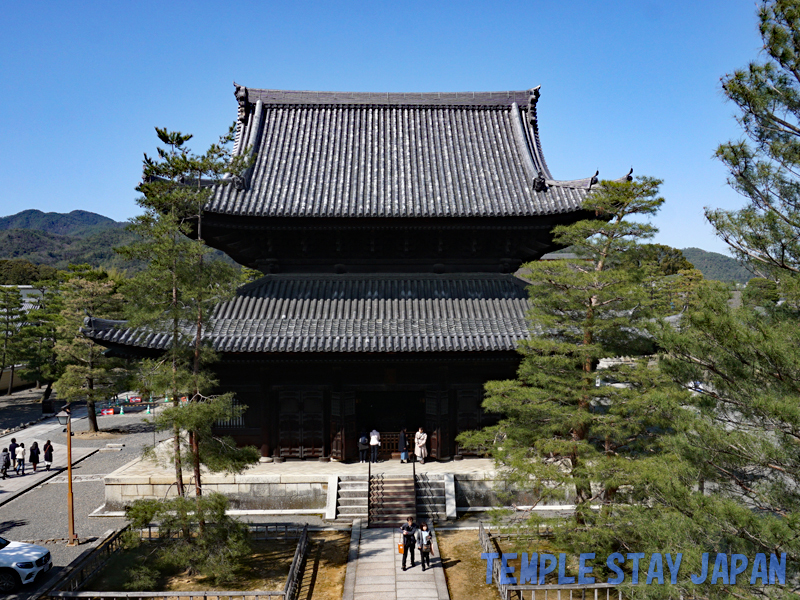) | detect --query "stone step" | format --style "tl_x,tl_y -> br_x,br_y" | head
339,487 -> 368,496
370,502 -> 416,512
338,507 -> 368,517
339,498 -> 367,507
